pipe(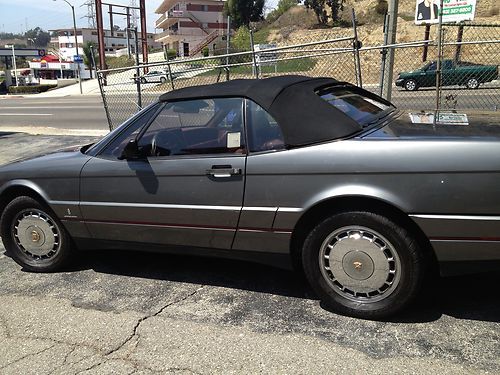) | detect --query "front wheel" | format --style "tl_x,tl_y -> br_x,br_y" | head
0,196 -> 73,272
160,76 -> 167,84
404,79 -> 418,91
302,211 -> 424,319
